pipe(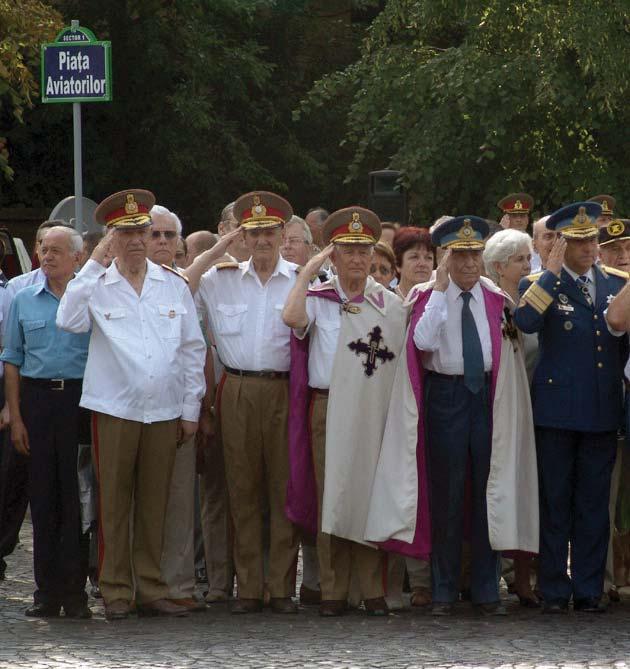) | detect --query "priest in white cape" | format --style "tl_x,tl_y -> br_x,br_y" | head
283,207 -> 407,617
365,215 -> 538,616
